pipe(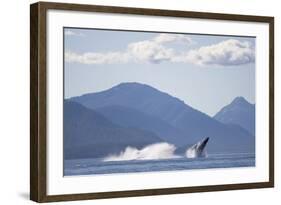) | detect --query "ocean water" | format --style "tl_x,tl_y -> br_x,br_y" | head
64,153 -> 255,176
